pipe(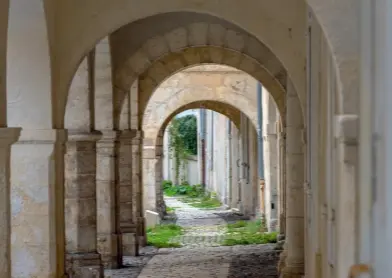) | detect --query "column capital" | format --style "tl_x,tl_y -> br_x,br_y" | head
118,129 -> 143,141
15,129 -> 67,144
335,114 -> 358,143
0,127 -> 21,146
142,145 -> 156,159
99,130 -> 119,142
67,130 -> 102,142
